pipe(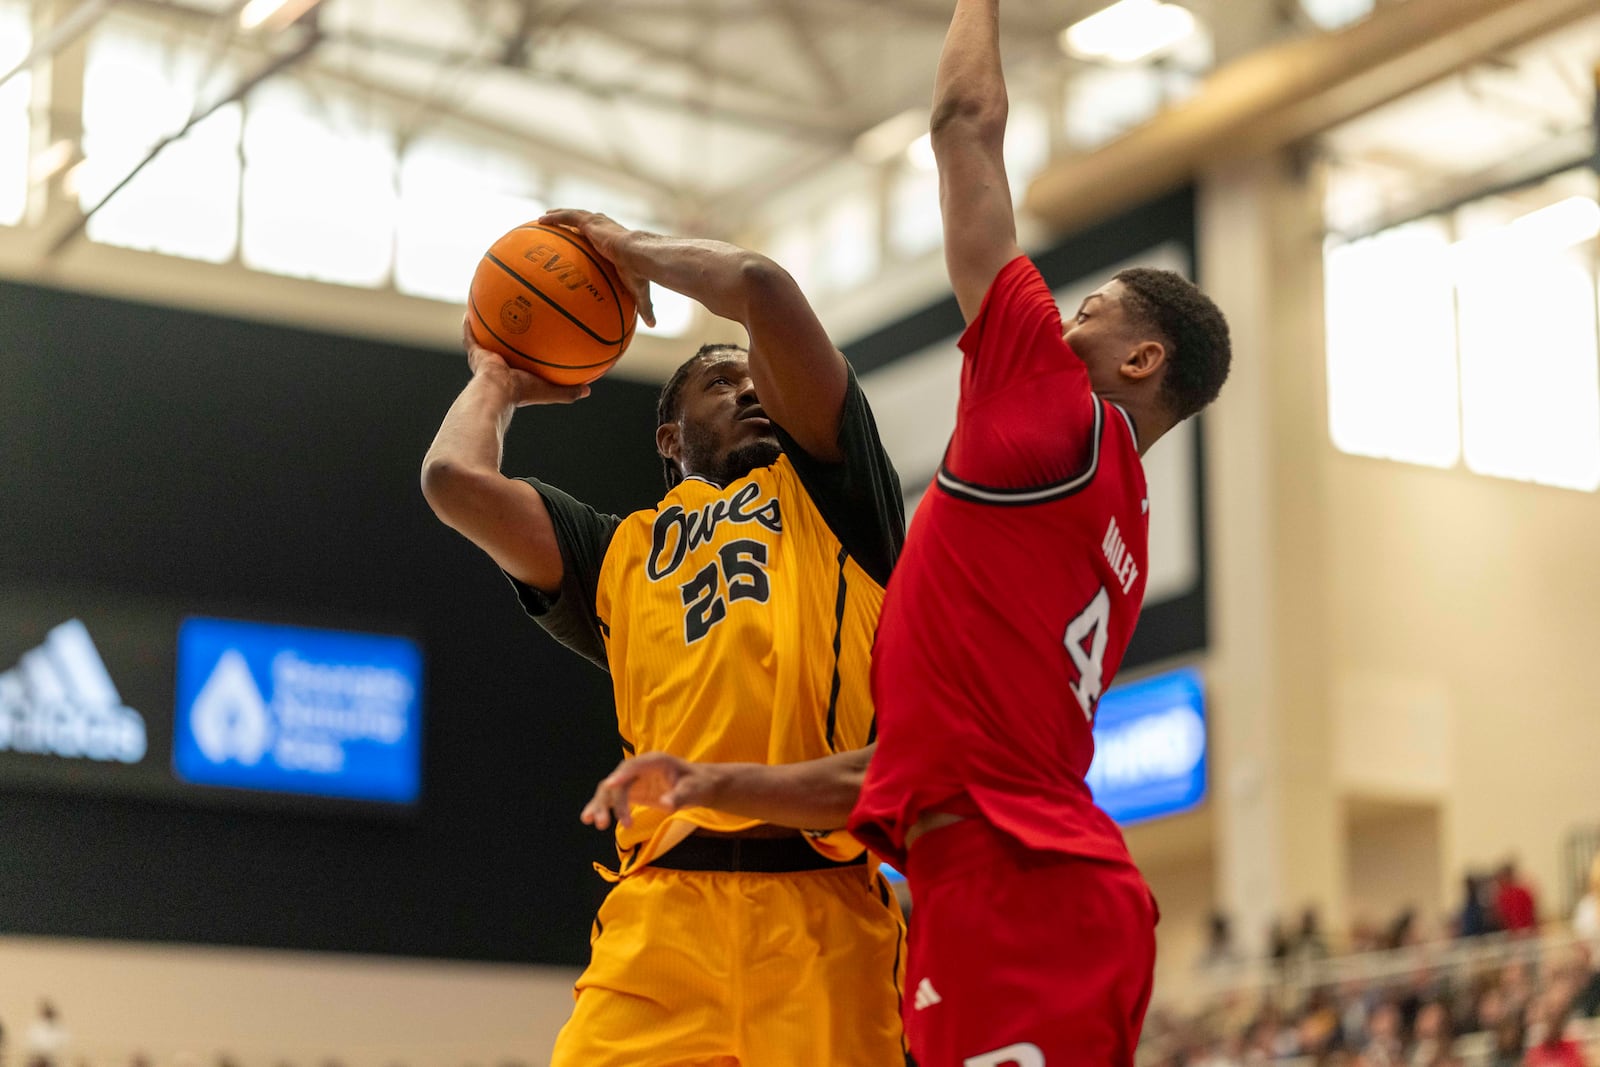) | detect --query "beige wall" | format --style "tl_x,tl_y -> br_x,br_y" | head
1193,149 -> 1600,956
1140,852 -> 1219,1006
1326,451 -> 1600,916
0,937 -> 580,1067
1345,802 -> 1446,934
